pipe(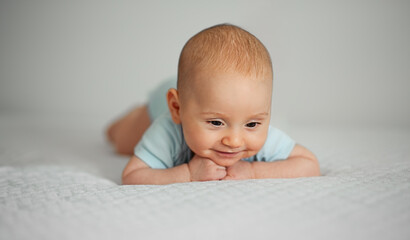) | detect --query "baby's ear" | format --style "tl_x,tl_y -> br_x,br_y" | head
166,88 -> 181,124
